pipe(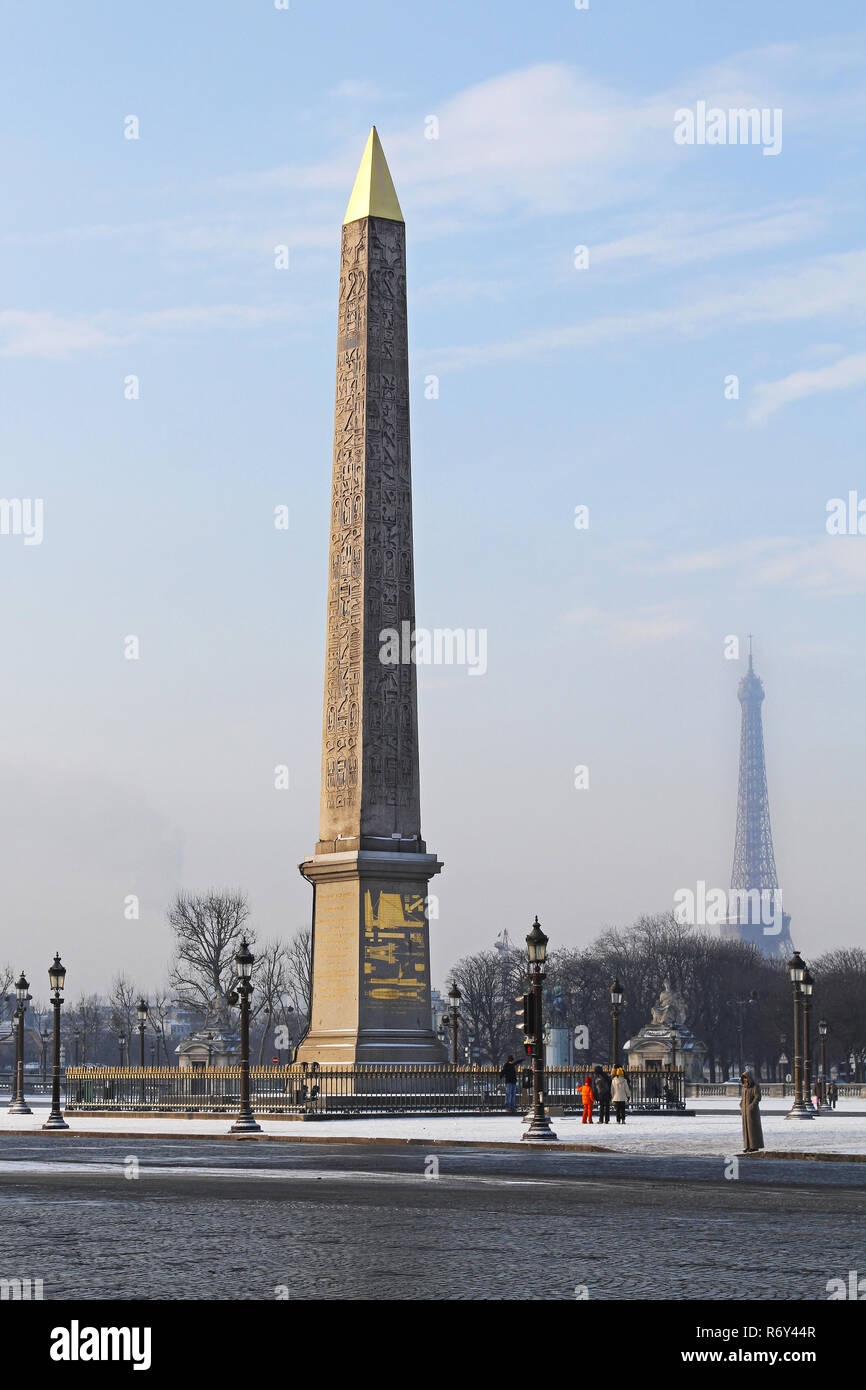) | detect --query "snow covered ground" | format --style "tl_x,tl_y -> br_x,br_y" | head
1,1095 -> 864,1157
